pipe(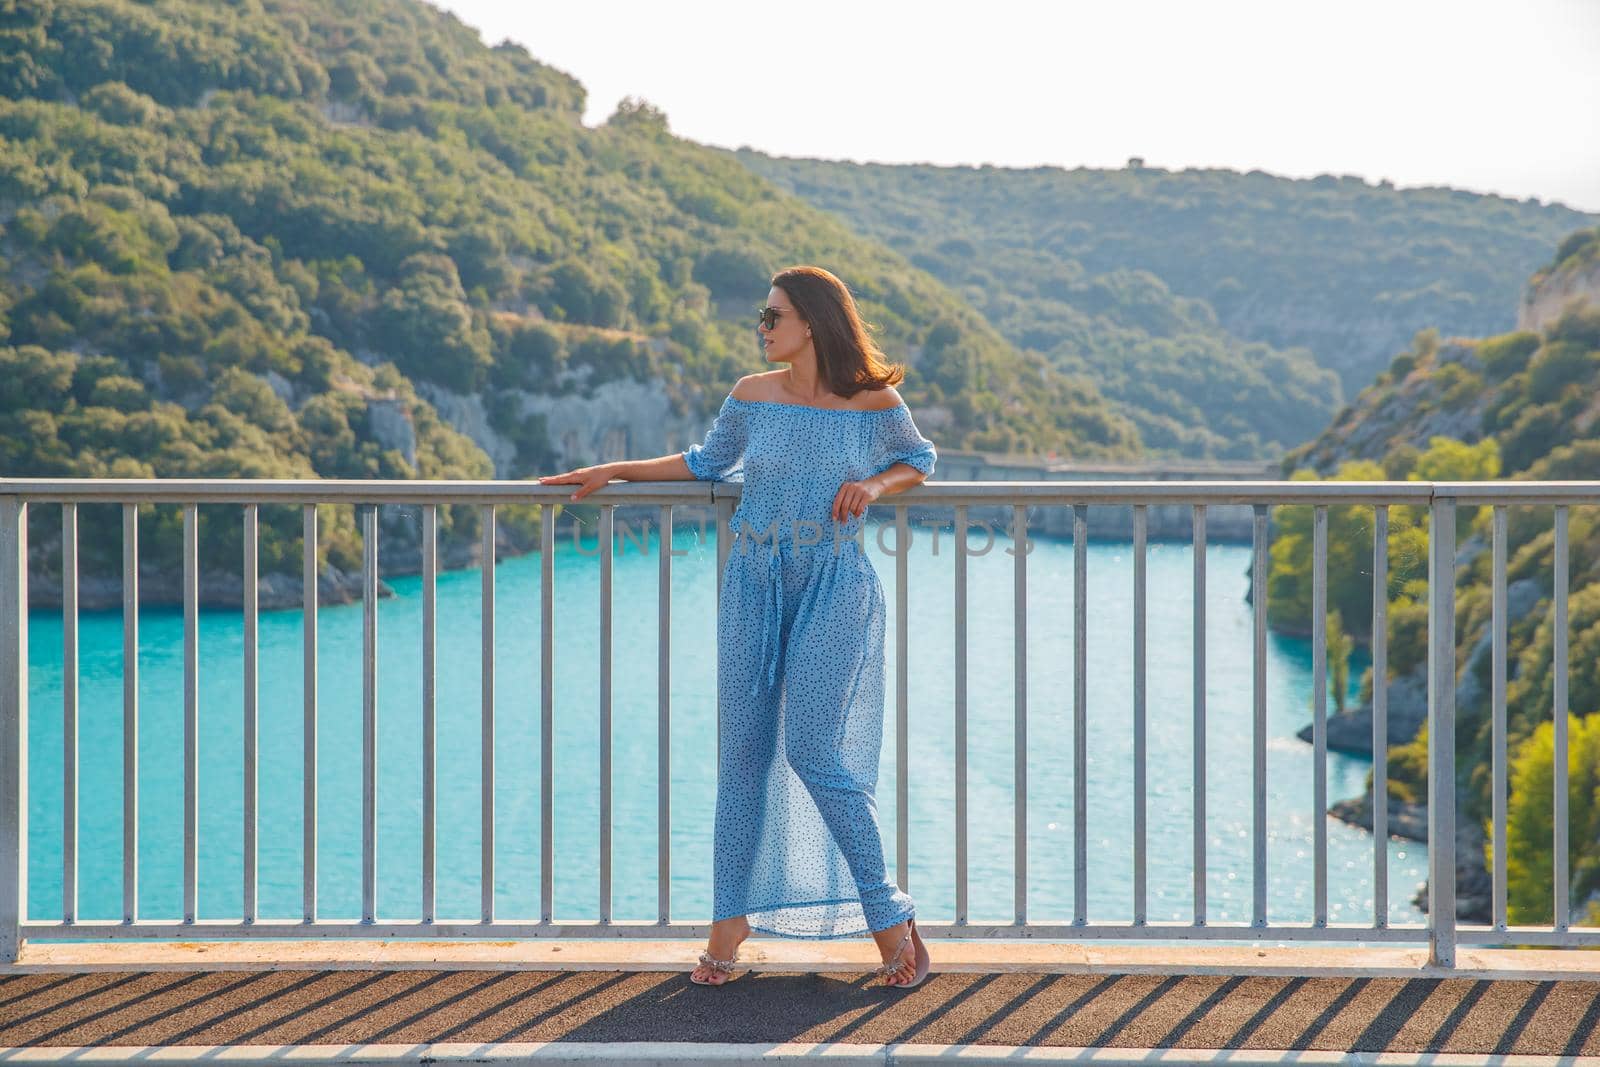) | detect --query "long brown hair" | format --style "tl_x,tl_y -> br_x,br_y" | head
770,265 -> 905,398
